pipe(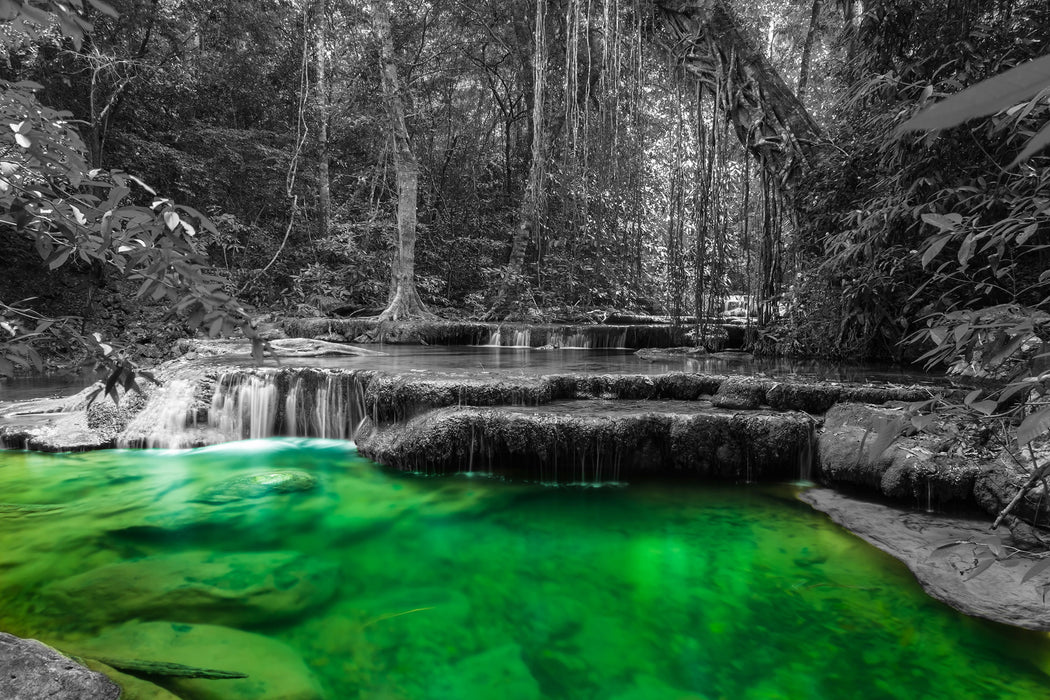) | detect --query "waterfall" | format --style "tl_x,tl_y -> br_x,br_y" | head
119,379 -> 200,448
549,328 -> 591,349
483,327 -> 532,347
797,419 -> 818,483
208,369 -> 367,443
484,328 -> 502,347
210,374 -> 278,440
